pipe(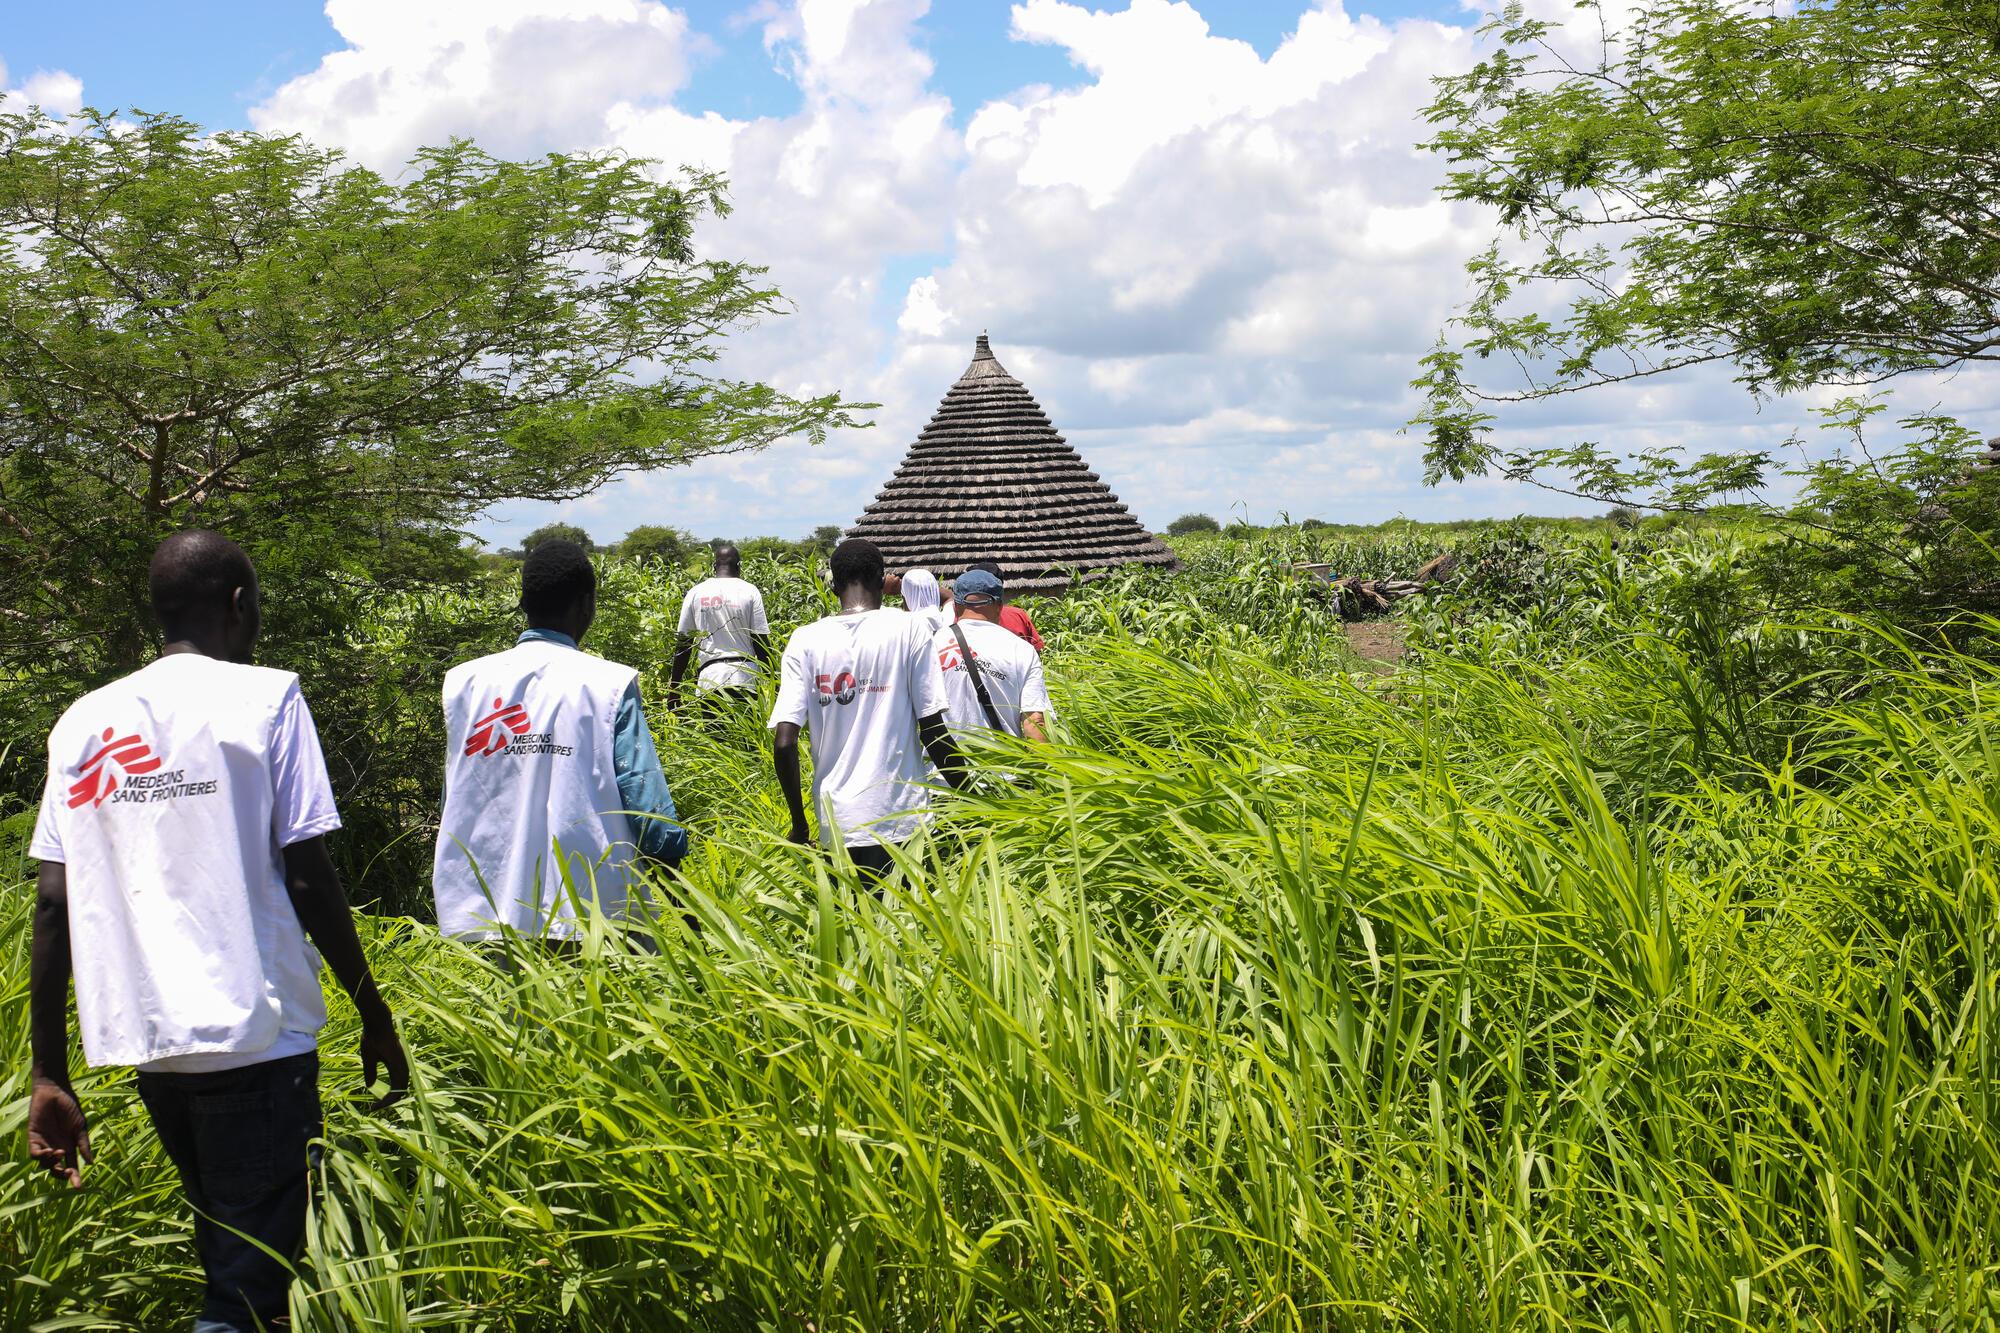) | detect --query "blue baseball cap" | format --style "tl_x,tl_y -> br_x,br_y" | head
954,568 -> 1003,604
